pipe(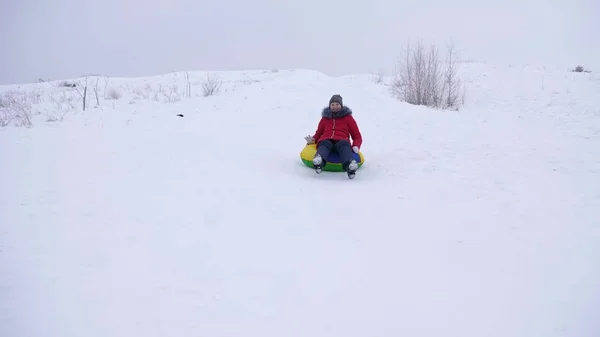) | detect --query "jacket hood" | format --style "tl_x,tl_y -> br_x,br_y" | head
322,106 -> 352,118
